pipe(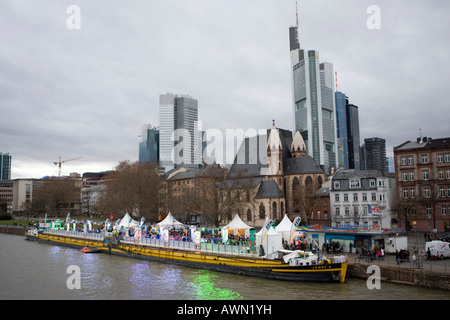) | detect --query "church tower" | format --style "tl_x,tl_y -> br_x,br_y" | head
267,120 -> 283,176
